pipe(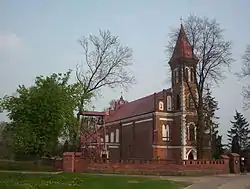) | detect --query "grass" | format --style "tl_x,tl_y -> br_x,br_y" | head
0,160 -> 54,171
0,172 -> 187,189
